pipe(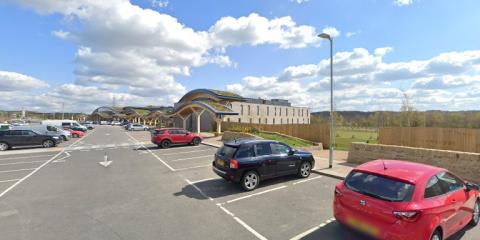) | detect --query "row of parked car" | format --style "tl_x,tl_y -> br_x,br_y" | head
0,120 -> 93,151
